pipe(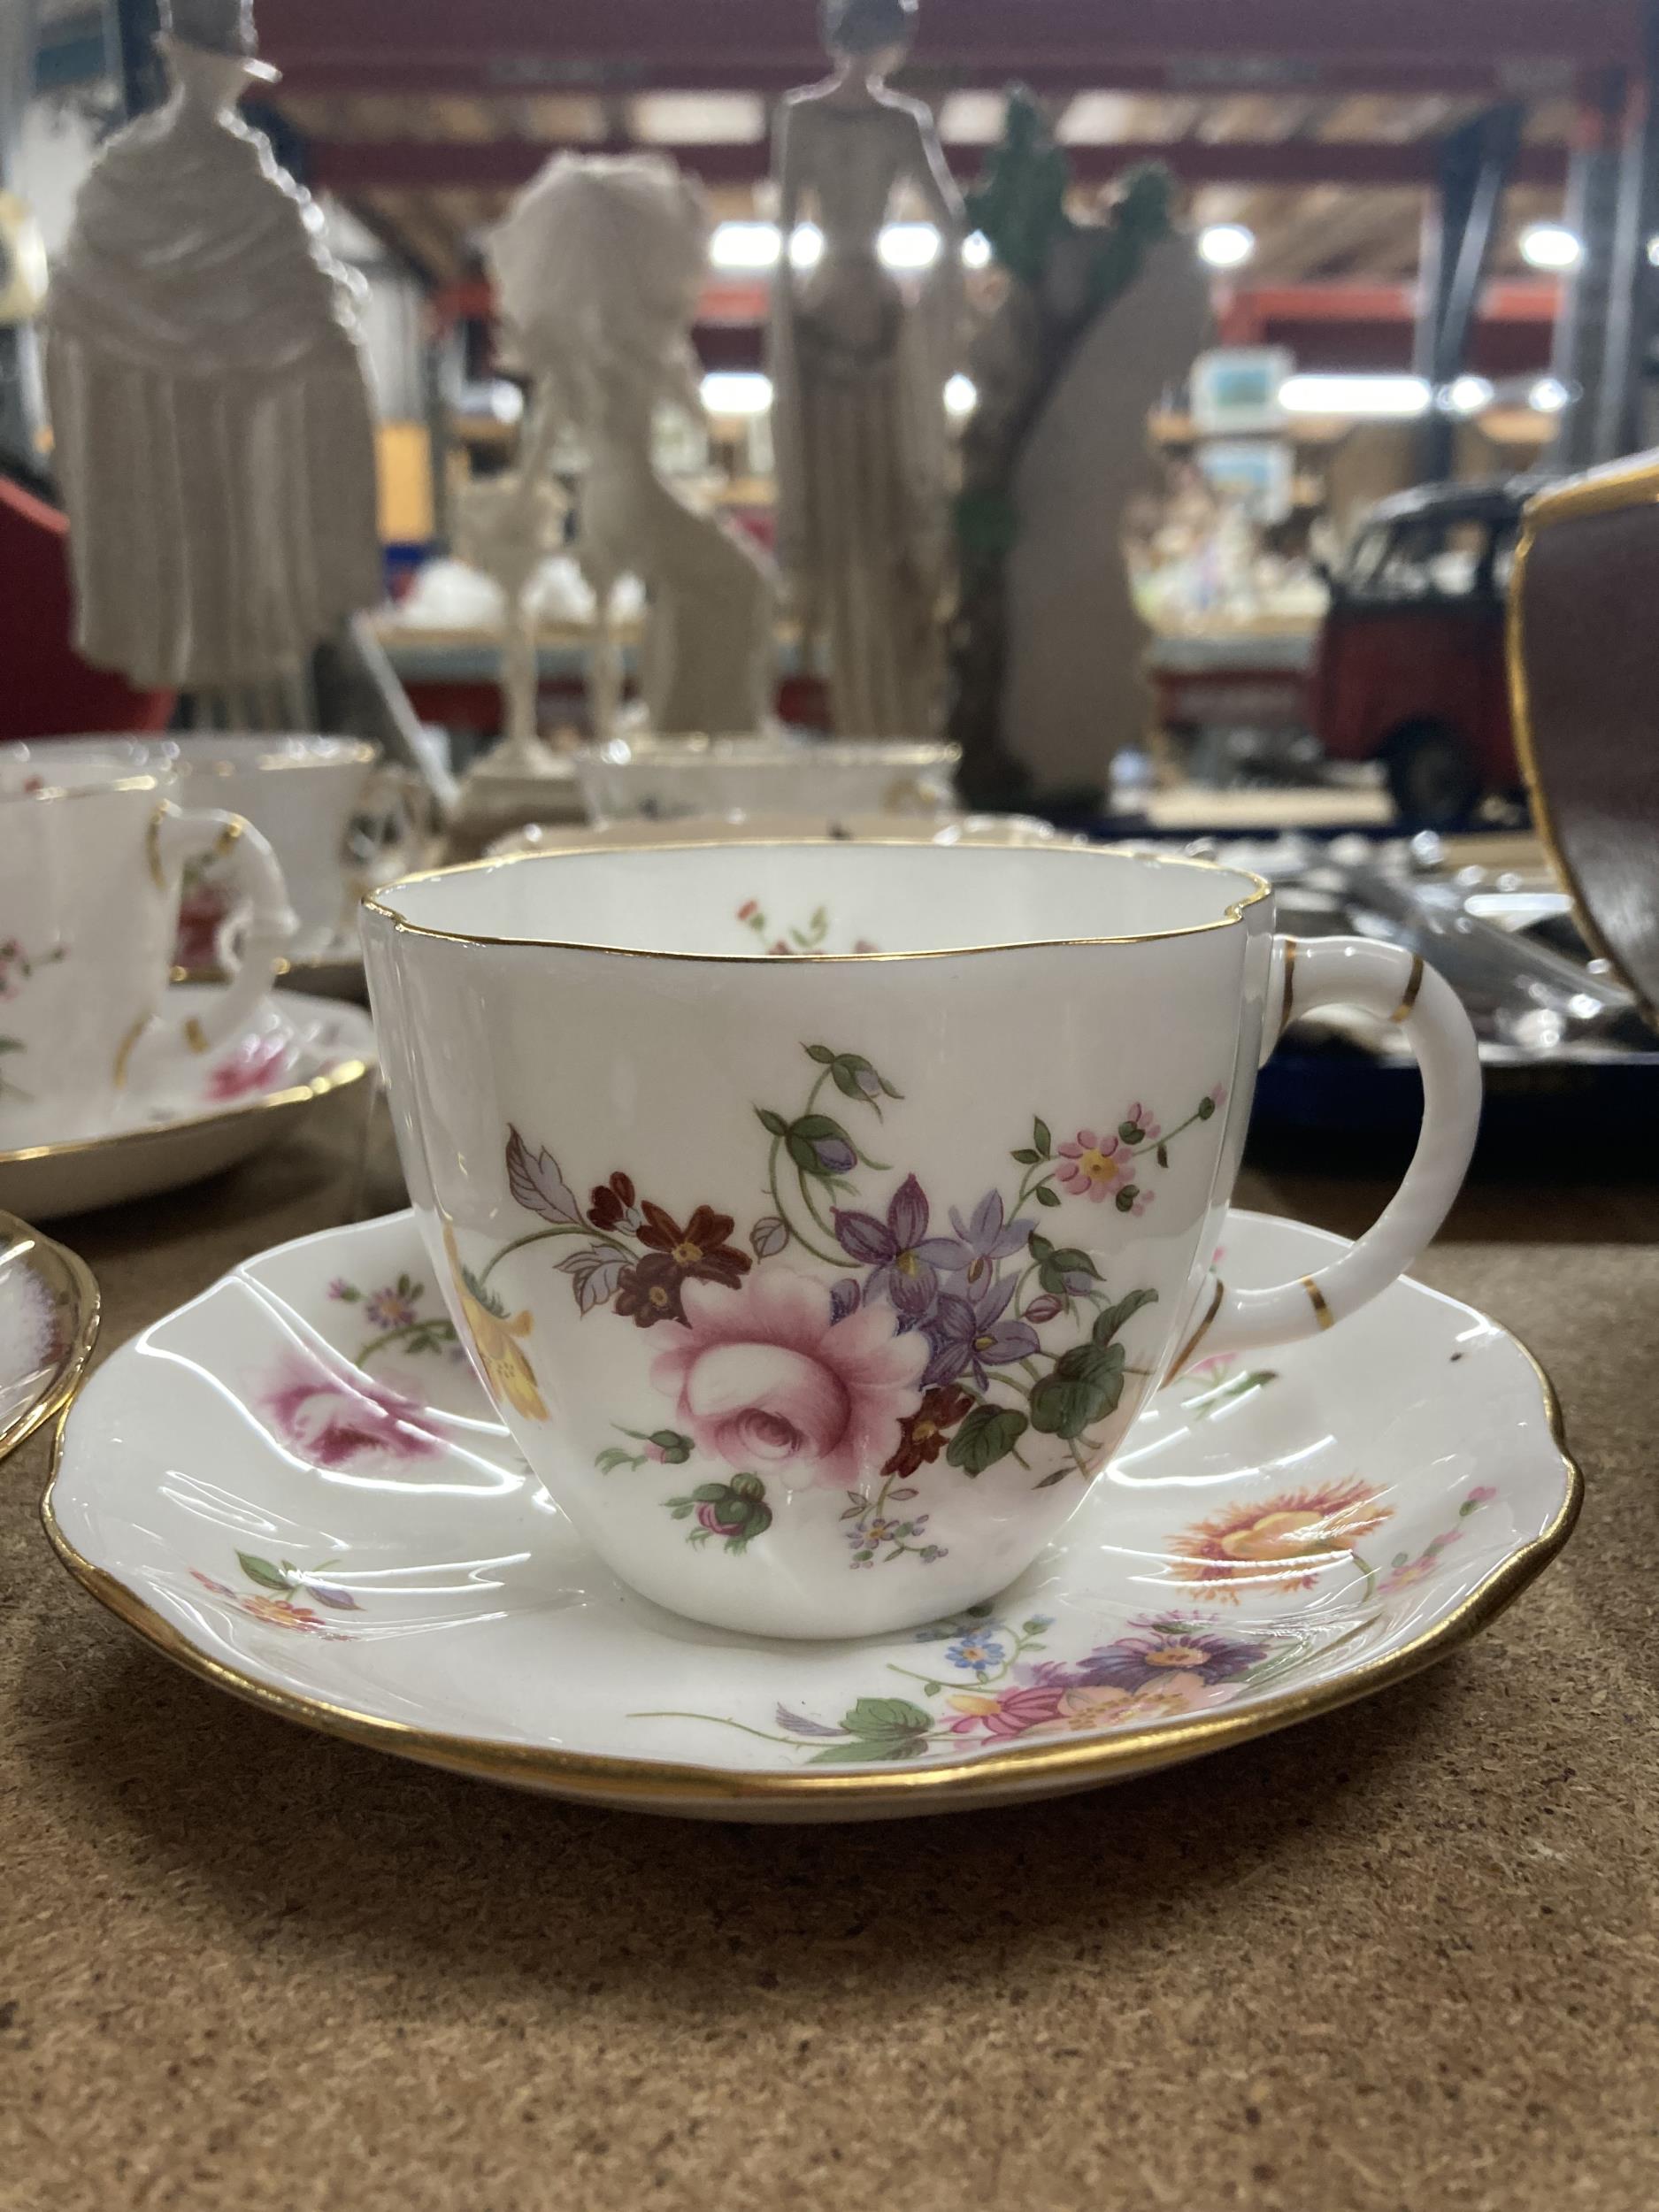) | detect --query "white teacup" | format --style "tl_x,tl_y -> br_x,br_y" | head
362,841 -> 1481,1640
0,752 -> 296,1142
6,736 -> 426,965
572,735 -> 960,825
